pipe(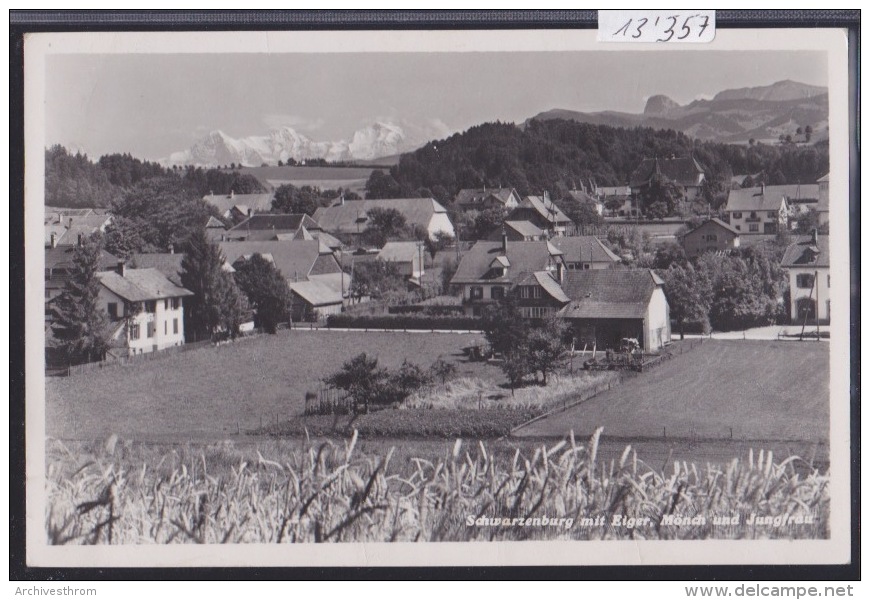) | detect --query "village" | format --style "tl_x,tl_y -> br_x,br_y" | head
43,148 -> 831,449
